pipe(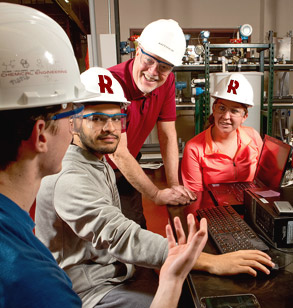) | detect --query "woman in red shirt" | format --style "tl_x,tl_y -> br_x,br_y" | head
181,73 -> 263,192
